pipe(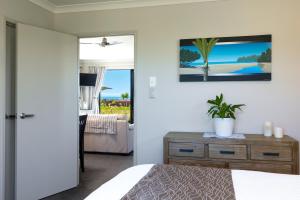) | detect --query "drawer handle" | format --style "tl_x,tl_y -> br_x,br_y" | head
220,150 -> 235,155
263,152 -> 280,157
179,149 -> 194,153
